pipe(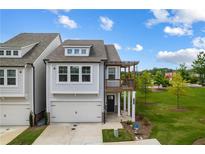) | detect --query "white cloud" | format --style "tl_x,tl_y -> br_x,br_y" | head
113,43 -> 122,50
147,9 -> 205,36
128,44 -> 143,52
58,15 -> 78,29
48,9 -> 71,15
99,16 -> 114,31
192,37 -> 205,49
164,26 -> 192,36
157,48 -> 204,65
